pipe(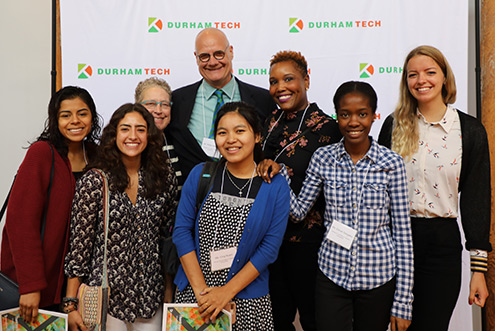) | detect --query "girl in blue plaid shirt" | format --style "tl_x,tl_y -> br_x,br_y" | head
259,81 -> 413,331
